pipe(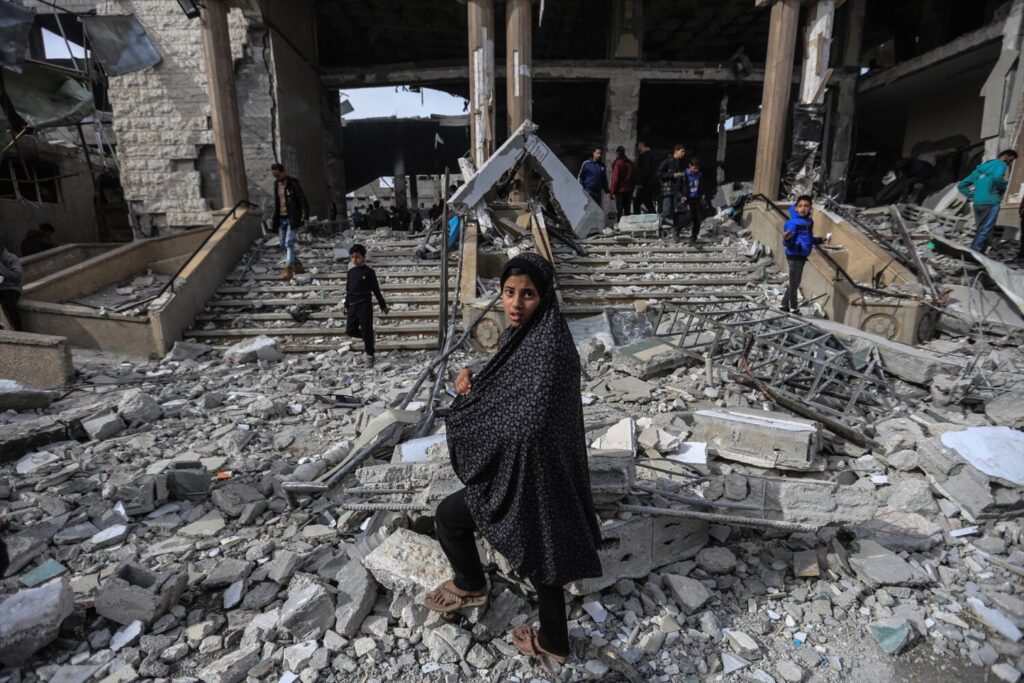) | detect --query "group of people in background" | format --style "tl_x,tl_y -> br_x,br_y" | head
350,200 -> 429,233
578,142 -> 712,243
